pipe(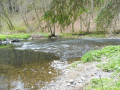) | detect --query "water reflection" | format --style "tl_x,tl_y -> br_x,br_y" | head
0,48 -> 60,89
